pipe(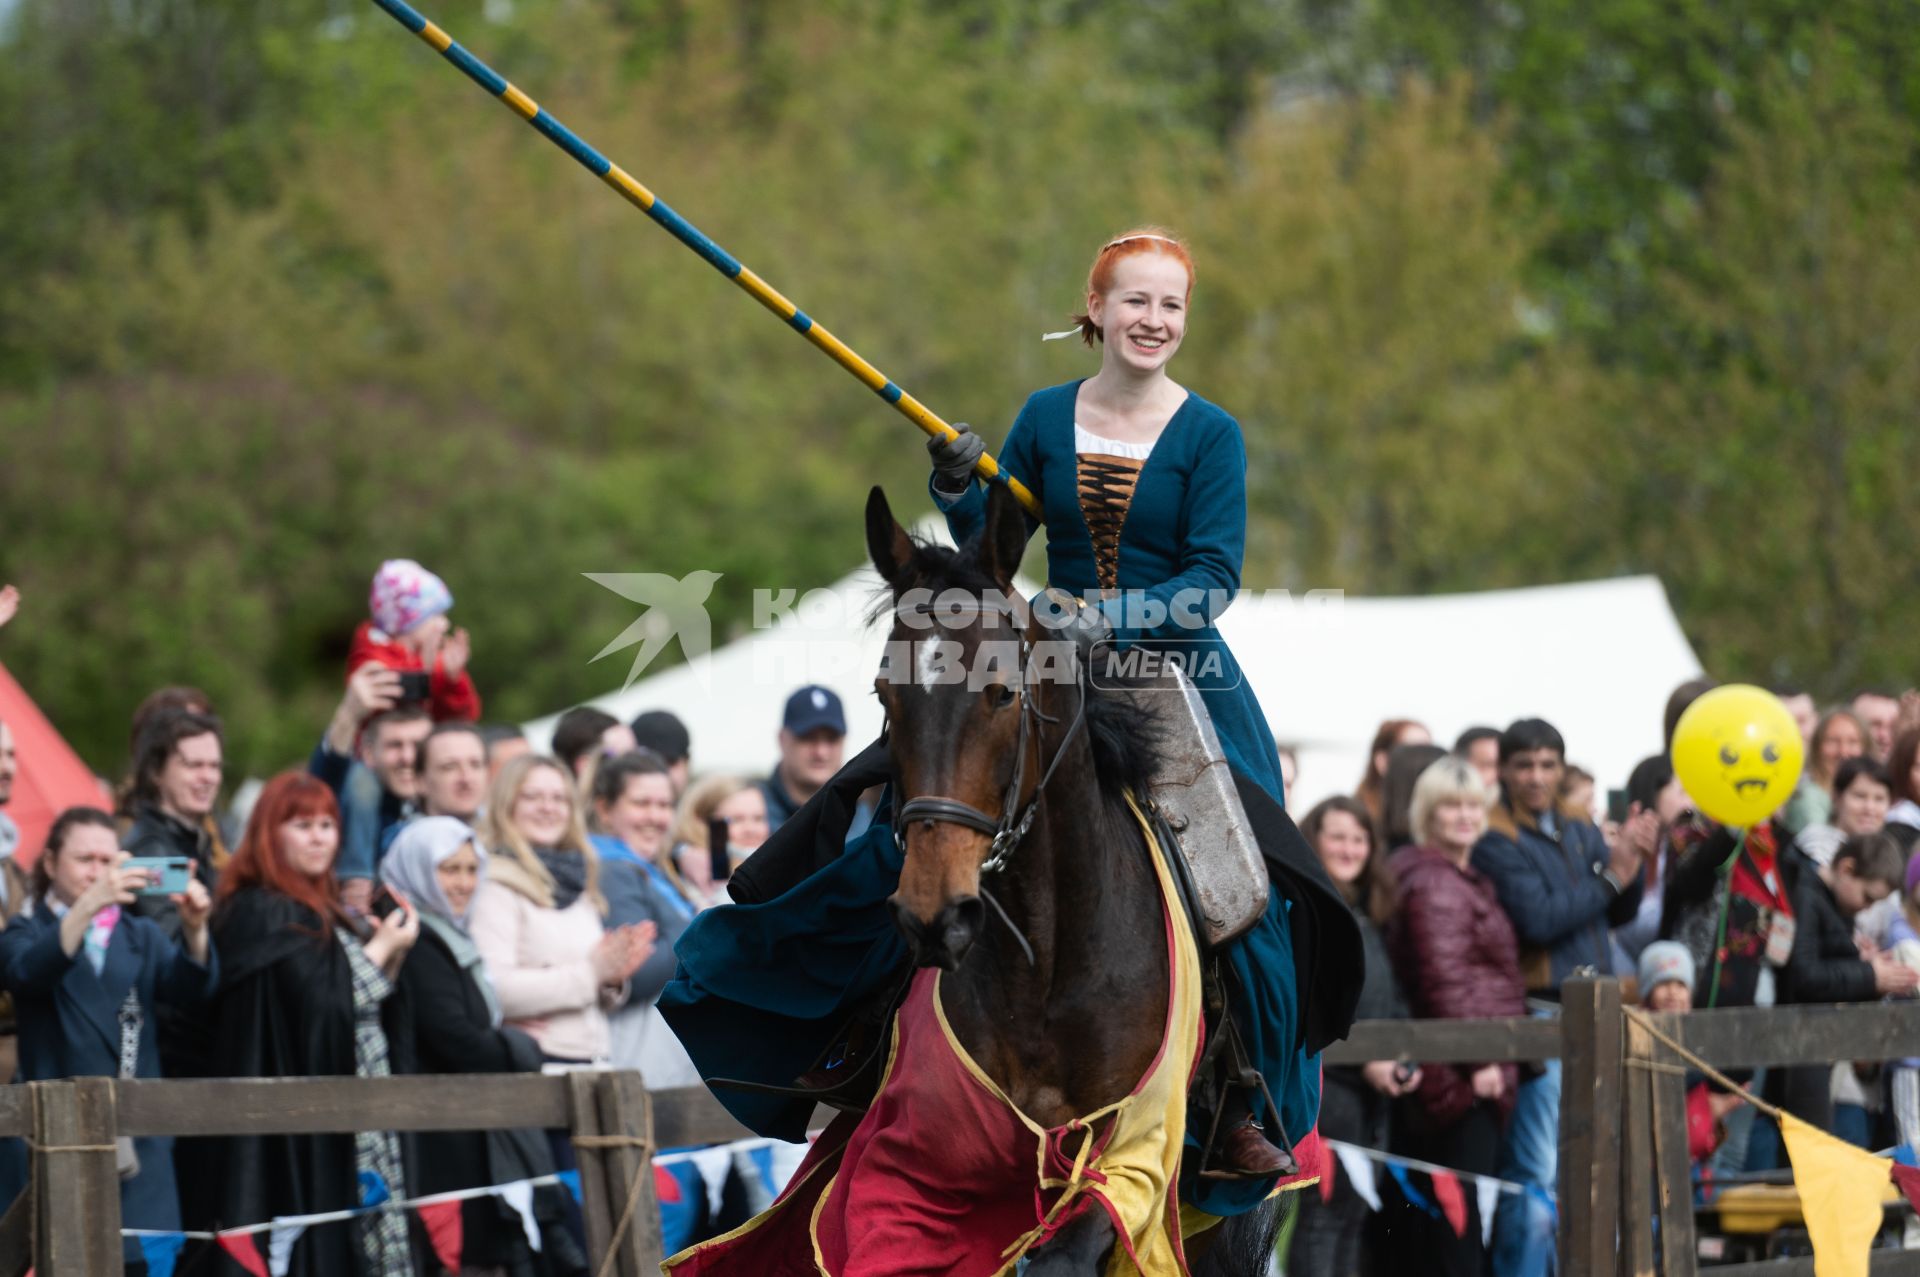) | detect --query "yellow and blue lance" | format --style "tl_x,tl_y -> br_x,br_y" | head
367,0 -> 1040,518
